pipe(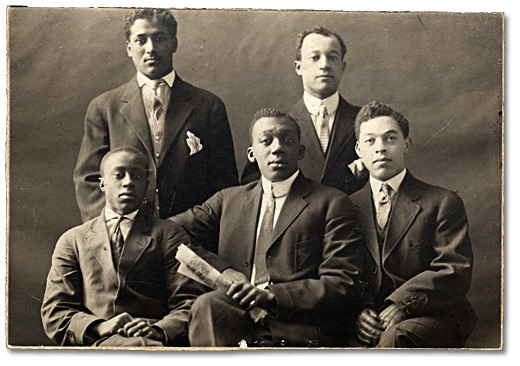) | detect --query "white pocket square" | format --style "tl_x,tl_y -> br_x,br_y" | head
186,131 -> 203,155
